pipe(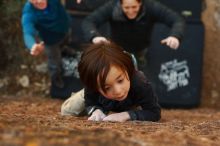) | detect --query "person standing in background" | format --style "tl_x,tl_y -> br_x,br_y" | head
82,0 -> 185,70
21,0 -> 74,88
